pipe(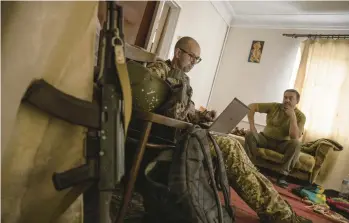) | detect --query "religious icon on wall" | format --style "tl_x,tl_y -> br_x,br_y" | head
248,40 -> 264,63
